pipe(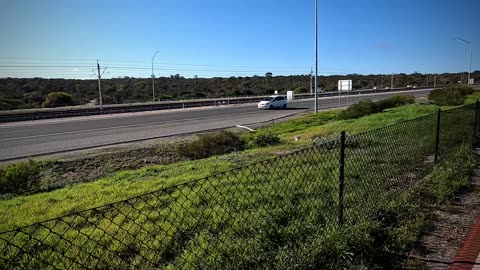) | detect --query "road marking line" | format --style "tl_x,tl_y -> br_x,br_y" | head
0,129 -> 36,135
